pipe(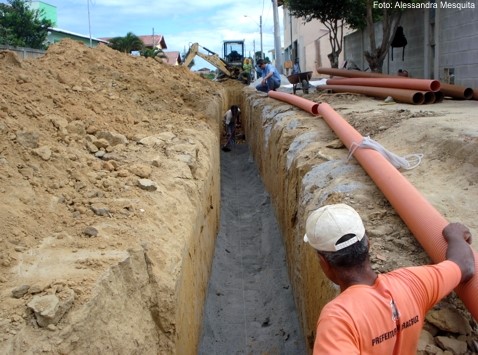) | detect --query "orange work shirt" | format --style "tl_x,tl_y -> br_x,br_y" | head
314,260 -> 461,354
